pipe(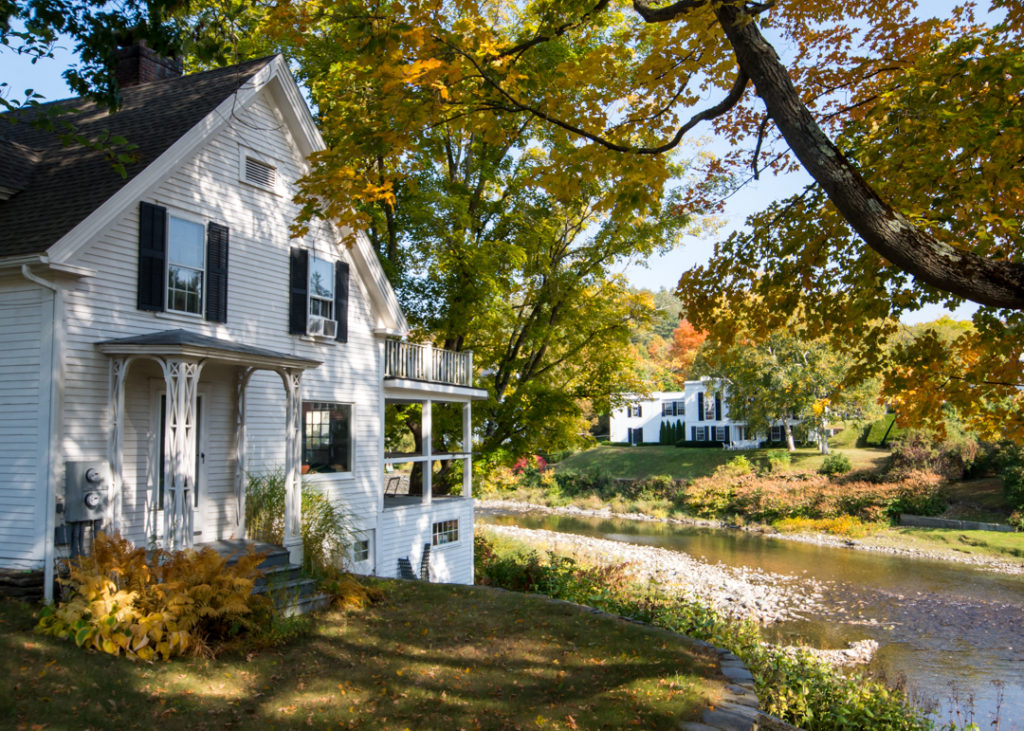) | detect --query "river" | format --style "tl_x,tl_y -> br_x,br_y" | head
478,509 -> 1024,728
